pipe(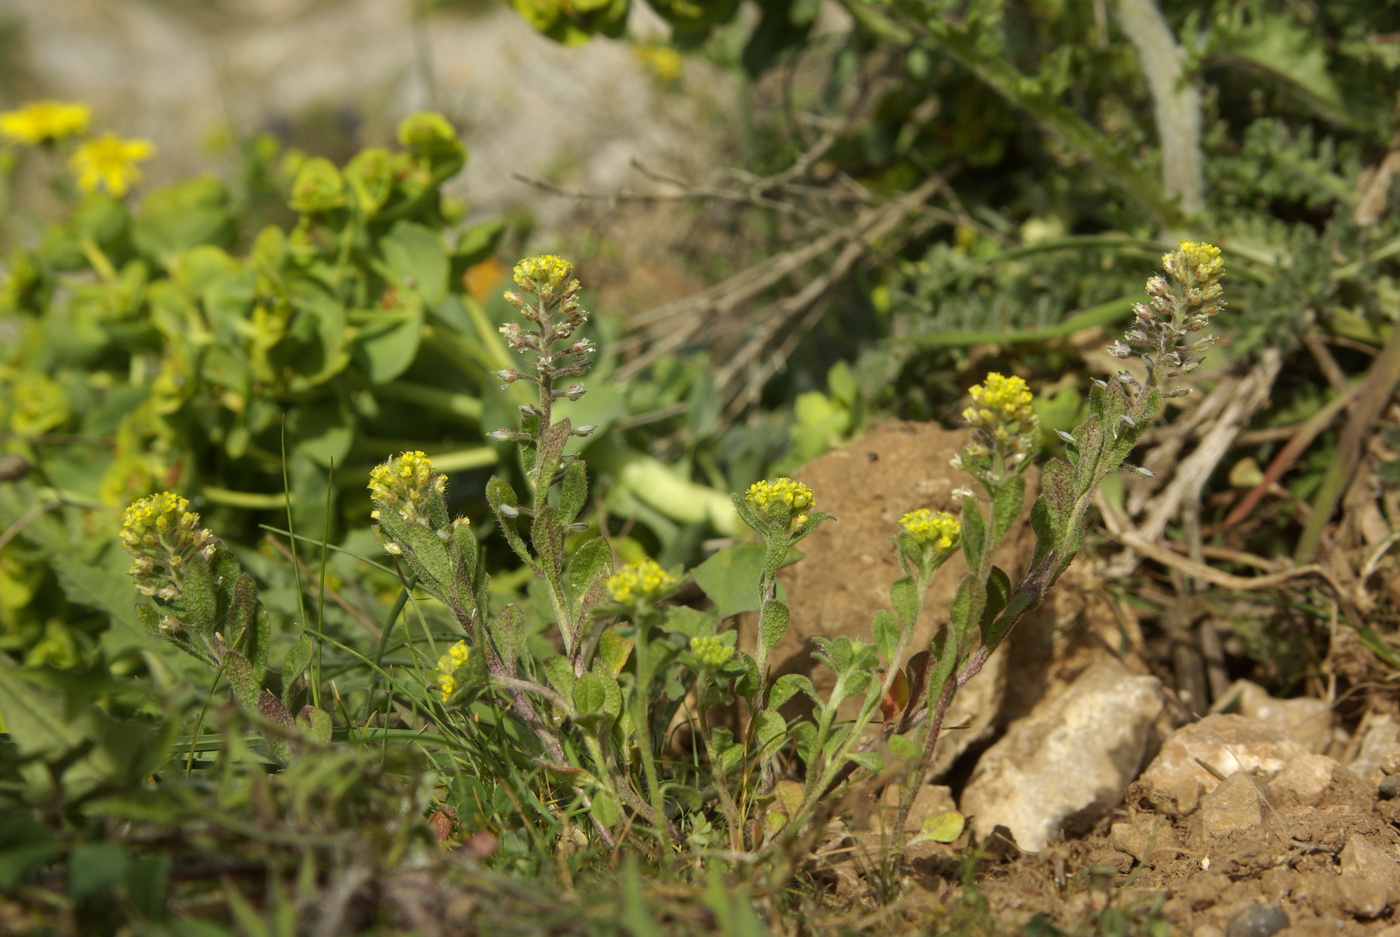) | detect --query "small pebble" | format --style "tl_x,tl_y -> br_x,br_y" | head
1378,774 -> 1400,800
1225,904 -> 1289,937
